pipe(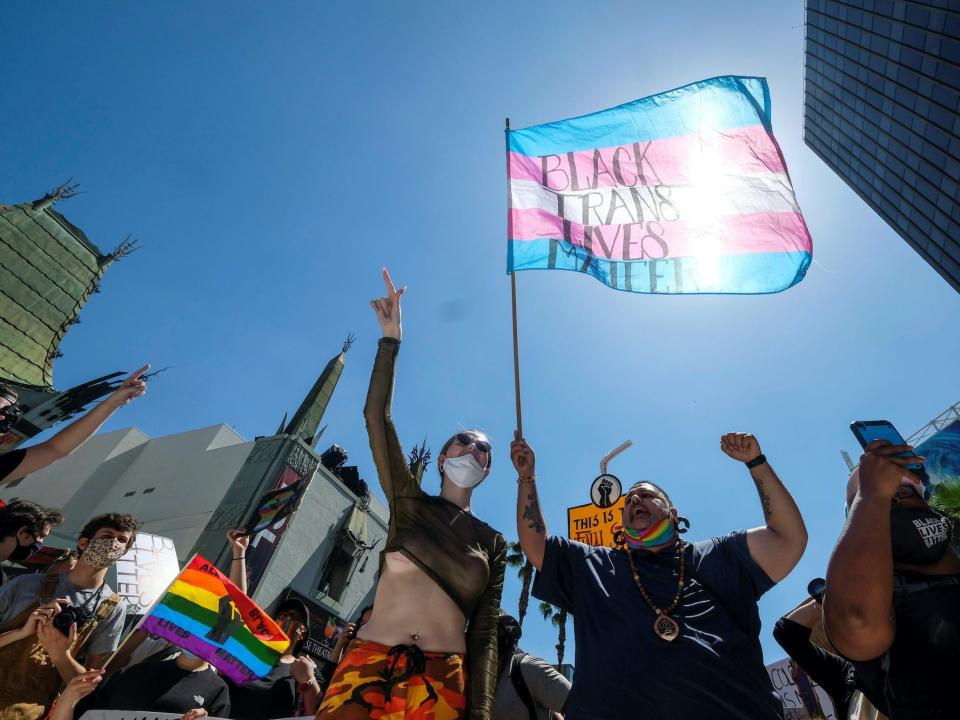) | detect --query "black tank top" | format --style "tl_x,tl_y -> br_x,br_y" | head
852,570 -> 960,719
